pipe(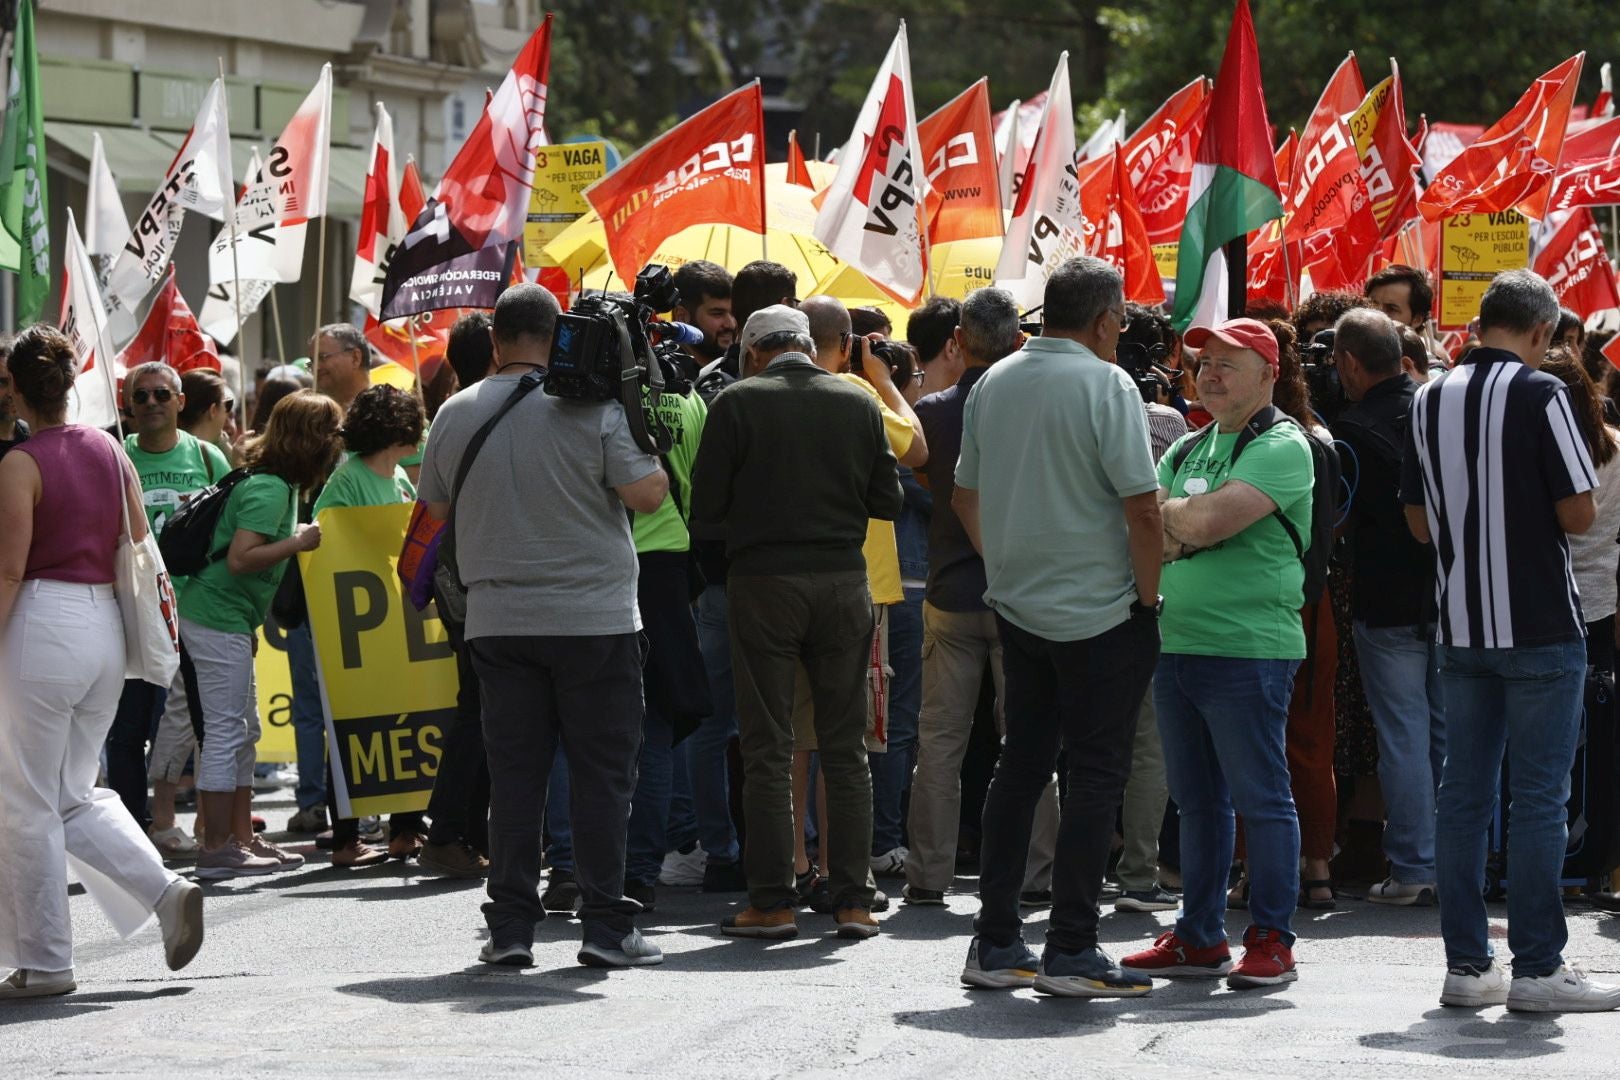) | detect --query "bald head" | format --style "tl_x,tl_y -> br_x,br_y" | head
798,296 -> 851,373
